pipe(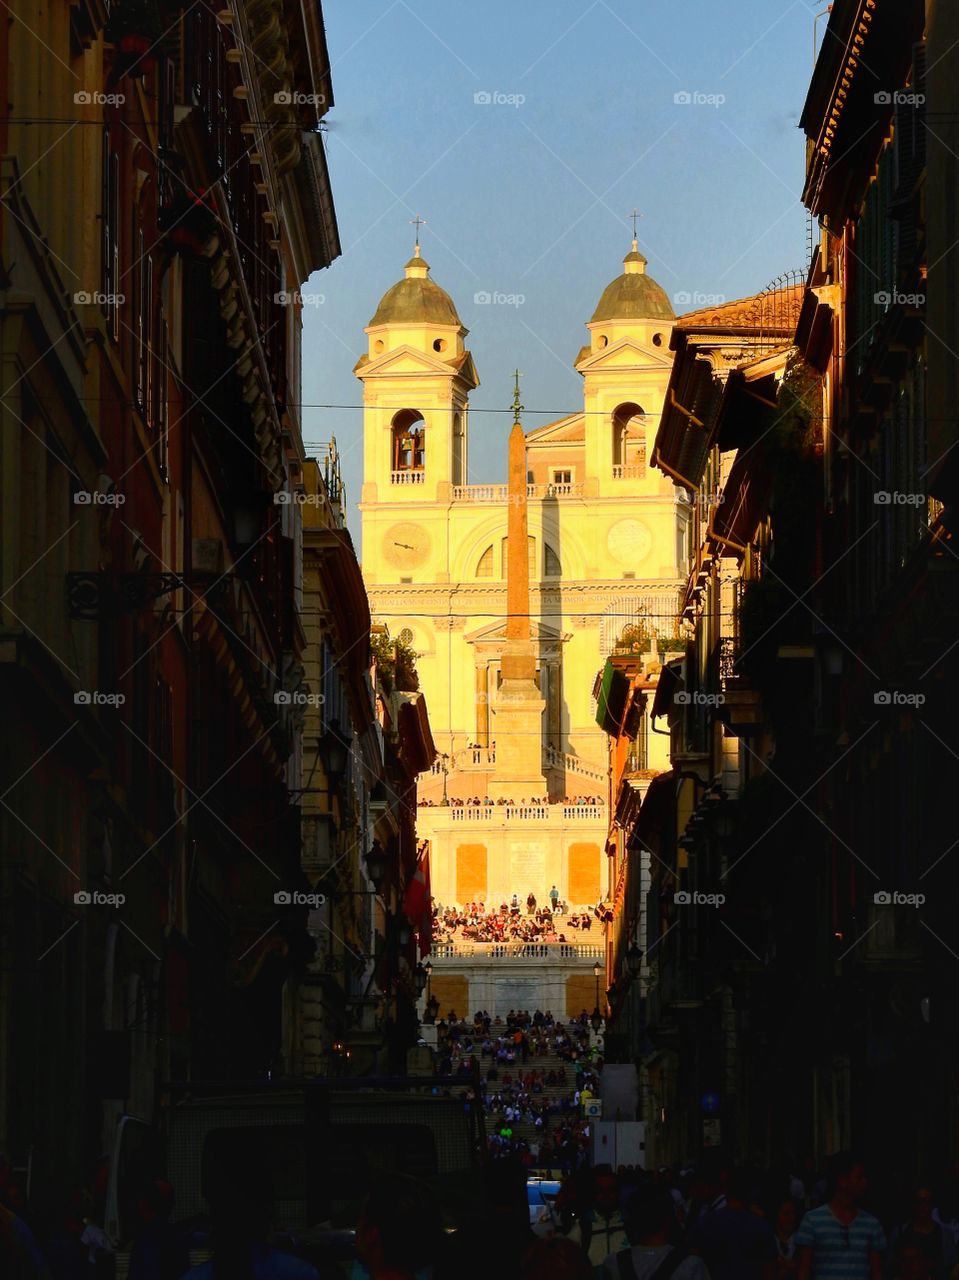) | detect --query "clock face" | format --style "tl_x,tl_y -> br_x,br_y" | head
383,522 -> 430,570
607,518 -> 652,567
